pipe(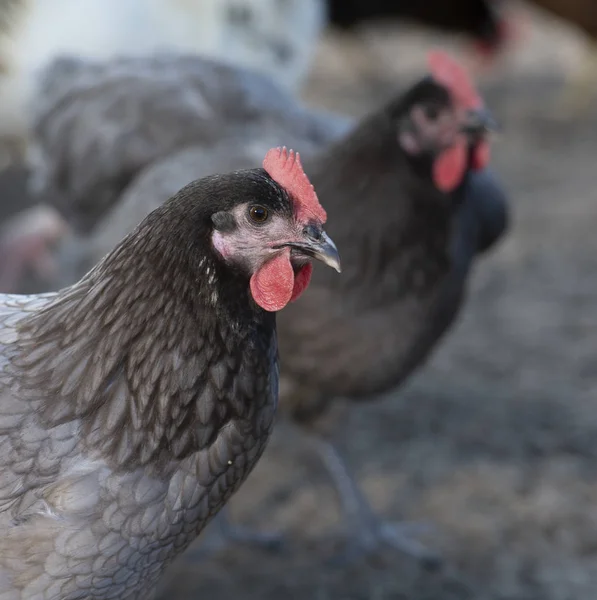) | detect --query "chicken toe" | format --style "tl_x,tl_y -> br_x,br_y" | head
310,435 -> 442,568
330,519 -> 441,569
